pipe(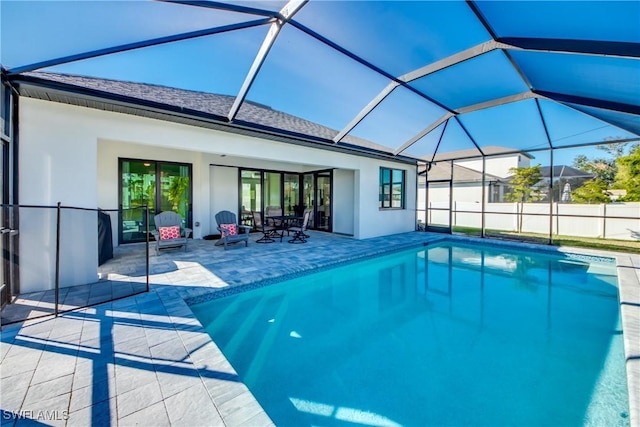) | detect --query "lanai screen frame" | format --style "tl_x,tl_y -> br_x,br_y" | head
2,1 -> 638,148
418,134 -> 640,244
